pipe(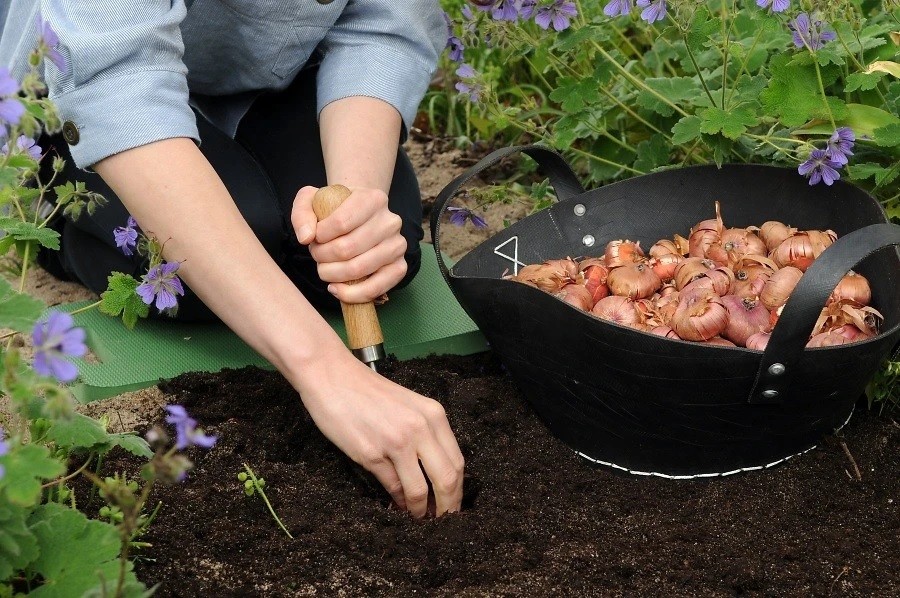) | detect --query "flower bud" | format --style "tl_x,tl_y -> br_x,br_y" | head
144,426 -> 170,452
